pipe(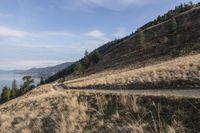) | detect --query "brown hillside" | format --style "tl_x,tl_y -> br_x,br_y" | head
46,6 -> 200,83
64,54 -> 200,90
83,7 -> 200,76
